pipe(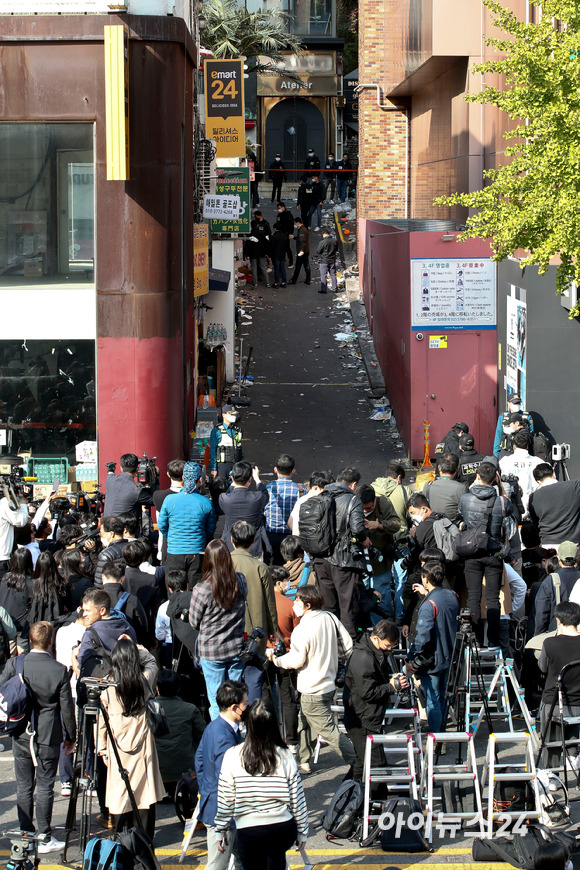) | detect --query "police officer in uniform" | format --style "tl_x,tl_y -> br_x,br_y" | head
209,405 -> 243,481
457,433 -> 485,487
